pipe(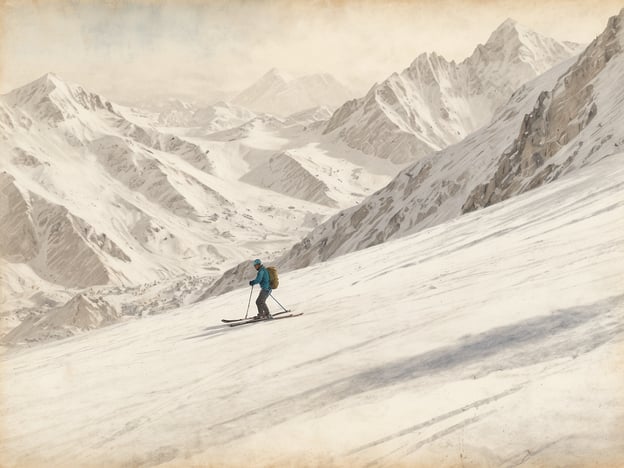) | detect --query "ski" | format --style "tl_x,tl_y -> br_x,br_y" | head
221,309 -> 292,323
228,312 -> 303,327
